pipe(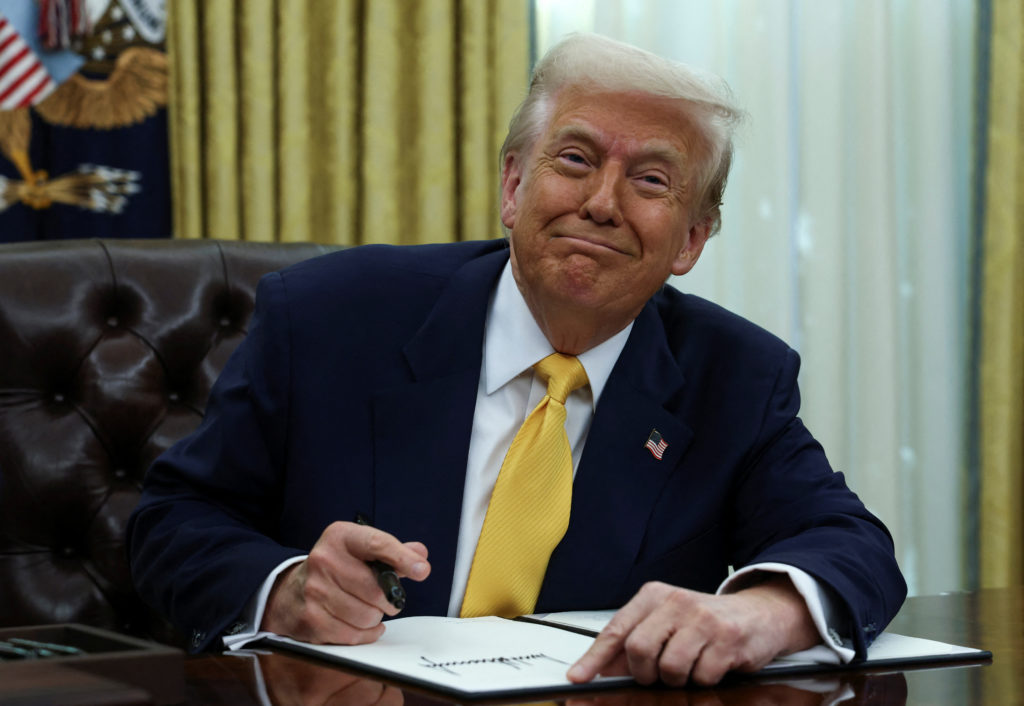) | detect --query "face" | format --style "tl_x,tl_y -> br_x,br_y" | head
502,89 -> 712,339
